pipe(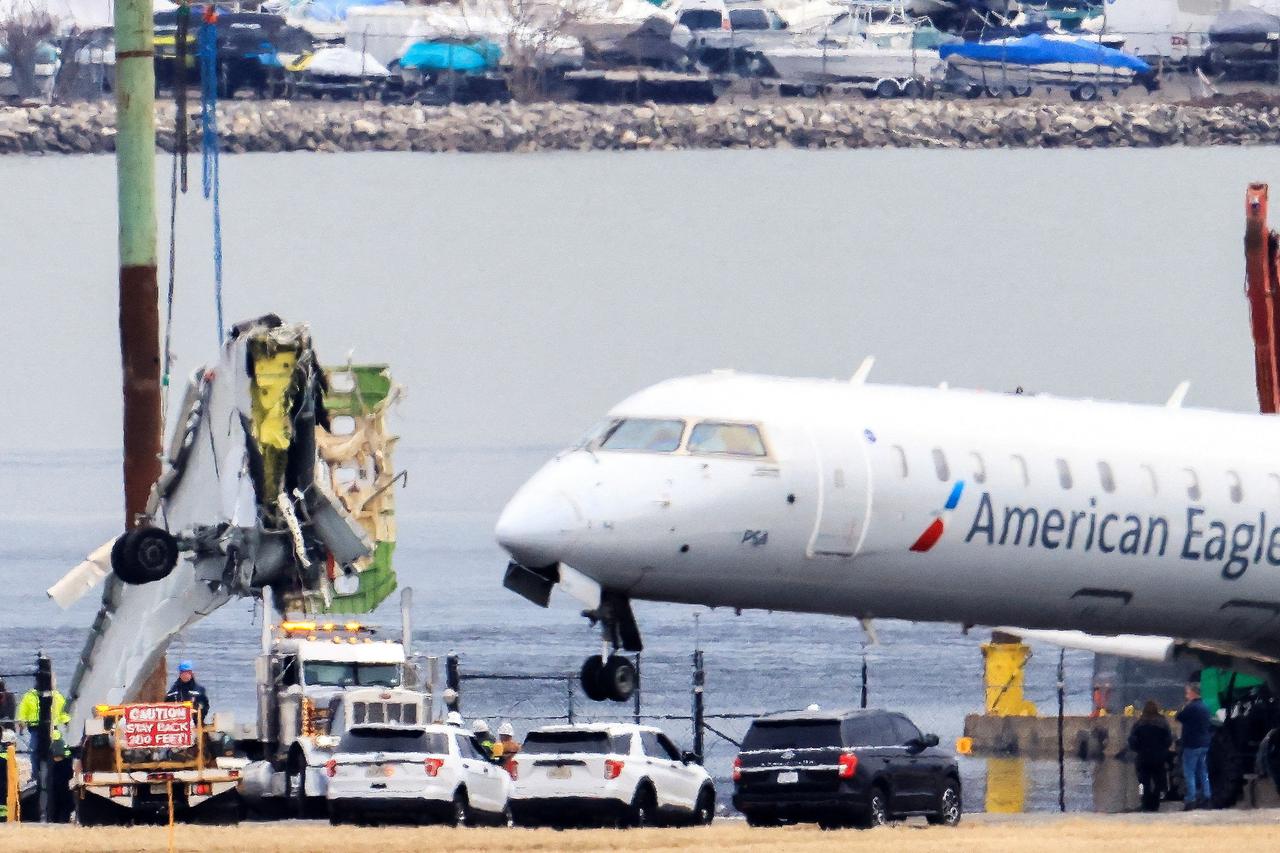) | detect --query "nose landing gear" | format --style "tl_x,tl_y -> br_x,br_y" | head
580,592 -> 642,703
